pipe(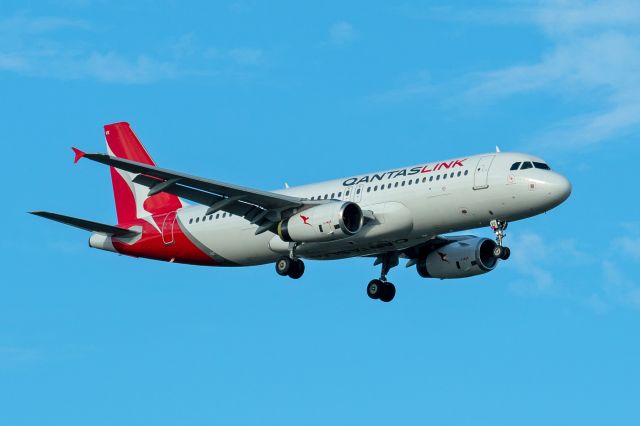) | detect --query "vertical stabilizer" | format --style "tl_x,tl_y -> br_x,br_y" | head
104,122 -> 183,224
